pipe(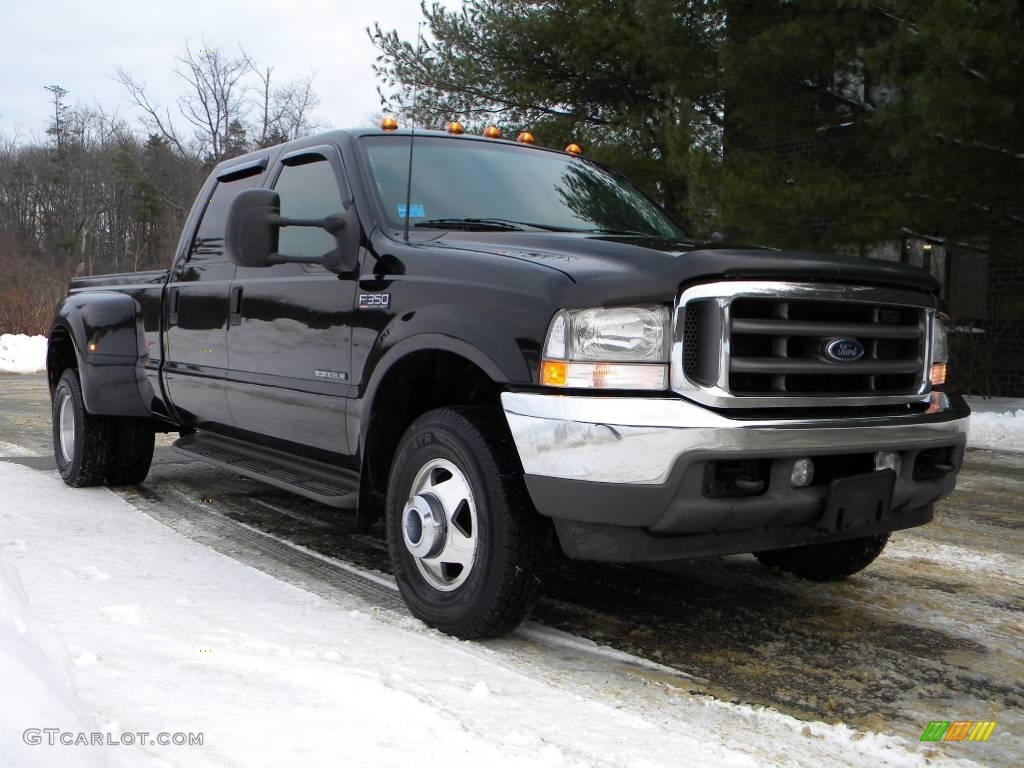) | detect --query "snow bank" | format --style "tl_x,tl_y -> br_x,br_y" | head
0,334 -> 47,374
0,546 -> 106,768
966,396 -> 1024,453
968,409 -> 1024,452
